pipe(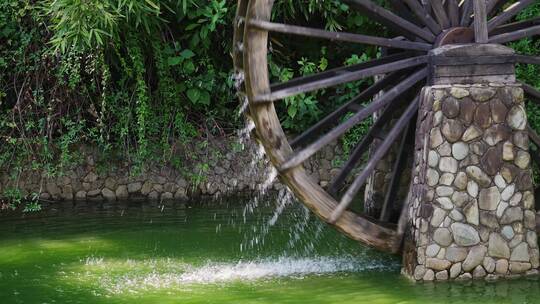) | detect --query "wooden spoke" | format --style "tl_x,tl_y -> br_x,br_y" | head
515,55 -> 540,65
528,127 -> 540,189
447,0 -> 461,27
421,0 -> 431,12
329,98 -> 420,224
402,0 -> 442,34
279,68 -> 428,173
388,0 -> 423,26
521,81 -> 540,106
380,120 -> 415,222
290,71 -> 406,148
530,147 -> 540,167
328,95 -> 413,196
431,0 -> 451,29
487,0 -> 509,17
528,125 -> 540,150
491,16 -> 540,36
344,0 -> 436,42
460,0 -> 474,27
489,24 -> 540,44
528,128 -> 540,180
255,55 -> 428,103
473,0 -> 489,43
529,151 -> 540,176
488,0 -> 536,32
248,19 -> 432,51
270,52 -> 413,93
